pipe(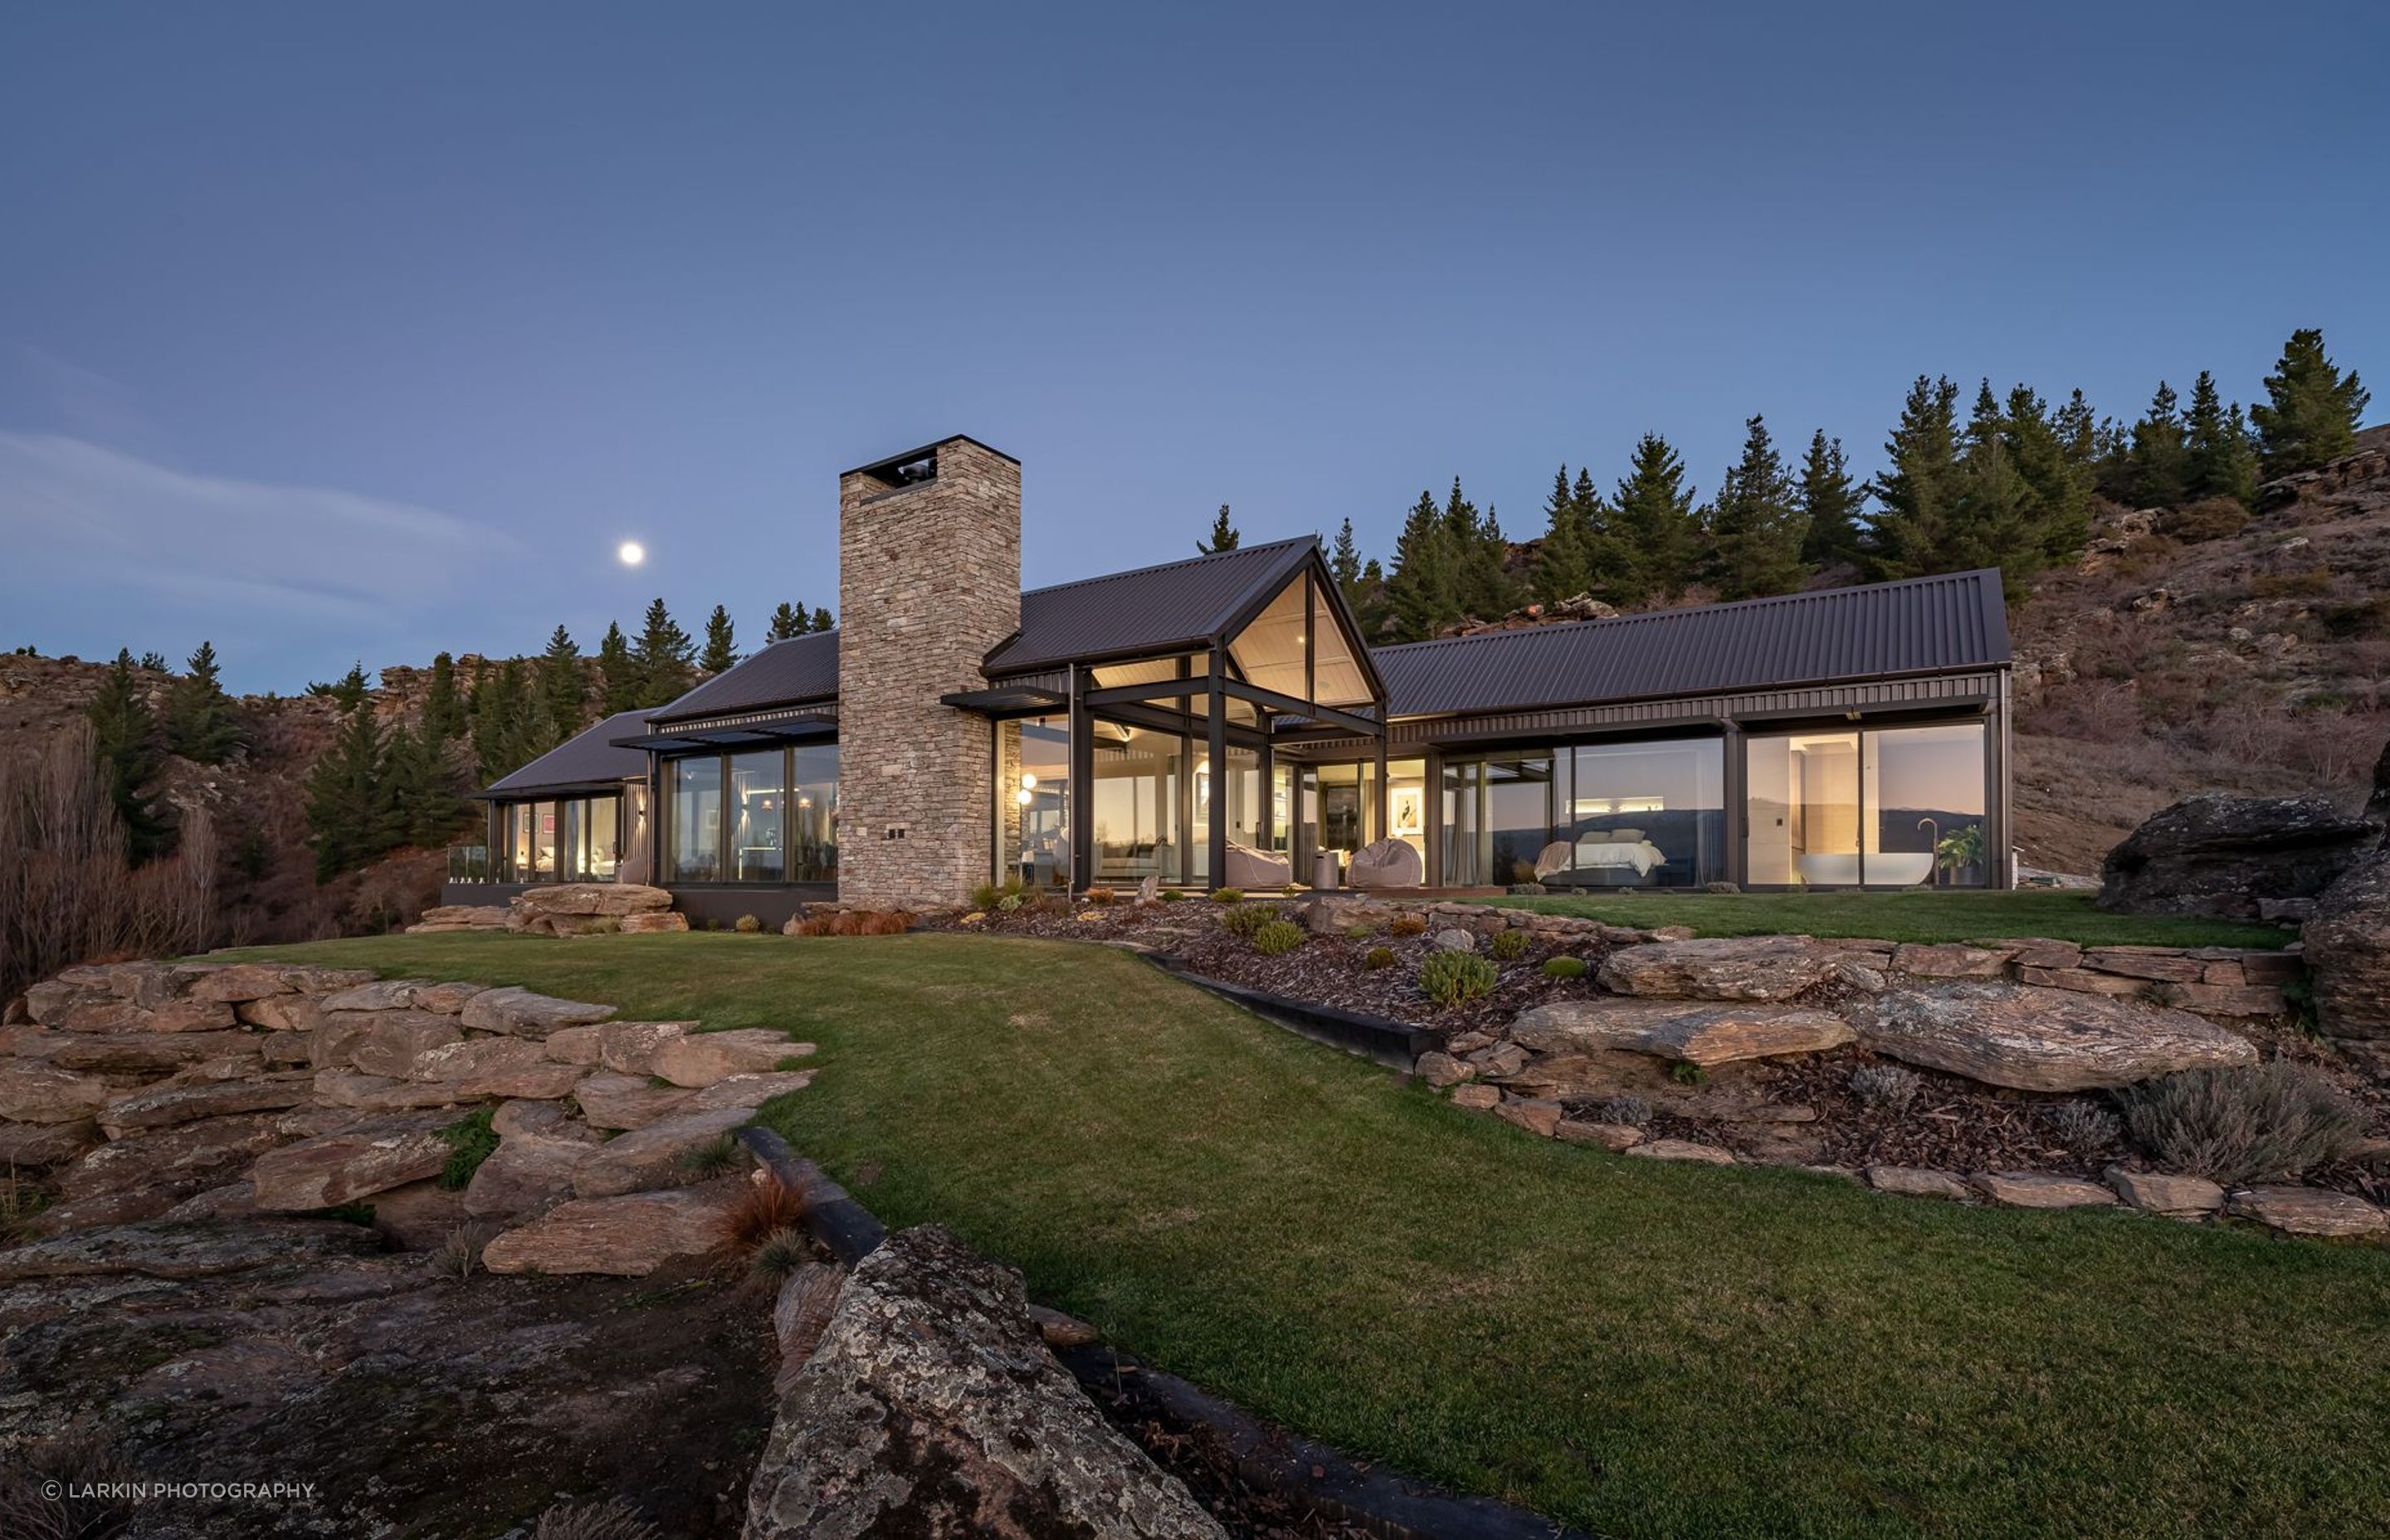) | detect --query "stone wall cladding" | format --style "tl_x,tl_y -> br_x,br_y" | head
836,439 -> 1022,909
